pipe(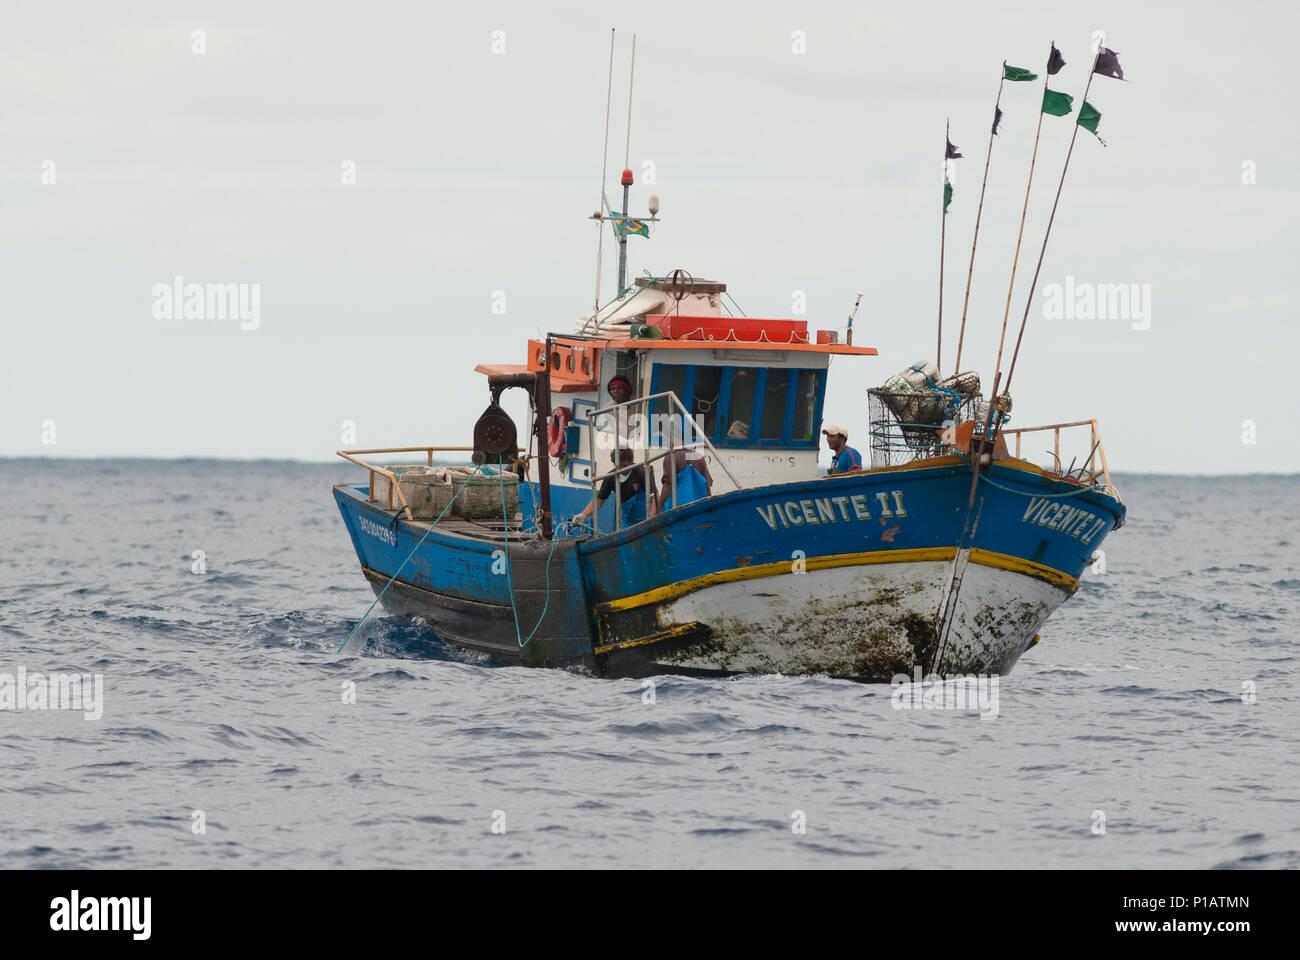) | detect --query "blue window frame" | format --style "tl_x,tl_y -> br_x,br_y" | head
650,362 -> 824,449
